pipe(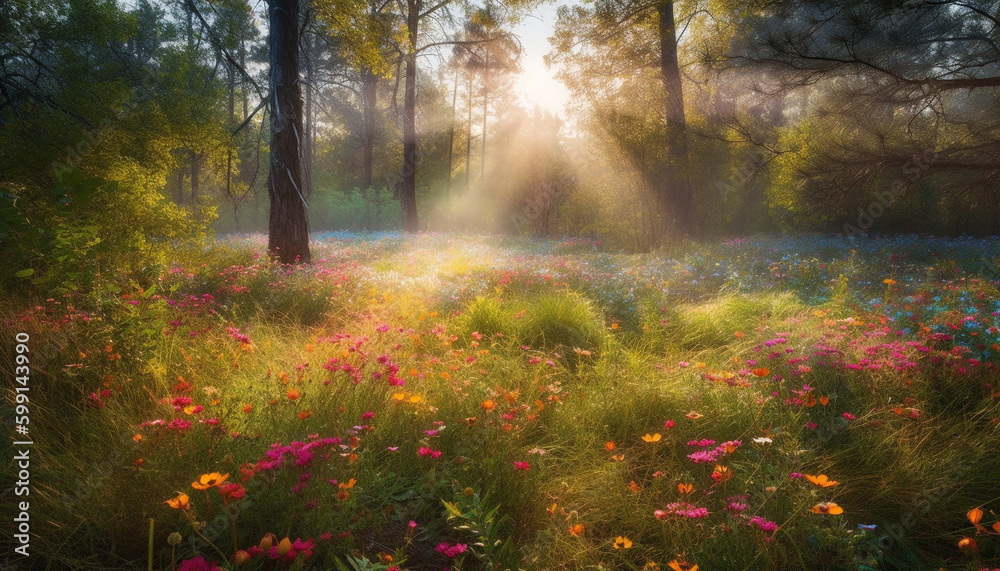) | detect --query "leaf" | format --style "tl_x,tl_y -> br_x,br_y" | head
14,268 -> 34,278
